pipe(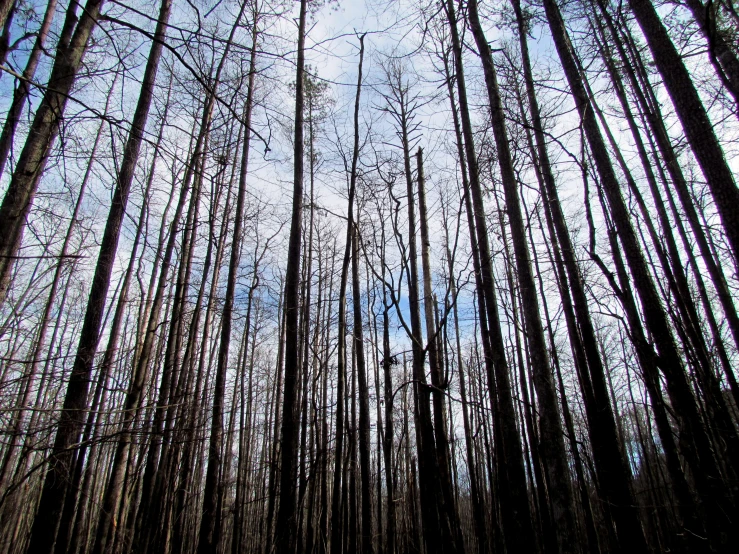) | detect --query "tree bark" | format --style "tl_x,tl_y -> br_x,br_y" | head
197,10 -> 258,554
629,0 -> 739,265
415,147 -> 464,554
541,1 -> 653,551
351,225 -> 374,554
0,0 -> 57,179
0,0 -> 108,305
443,2 -> 536,551
682,0 -> 739,111
470,4 -> 578,552
274,0 -> 308,551
24,0 -> 171,550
